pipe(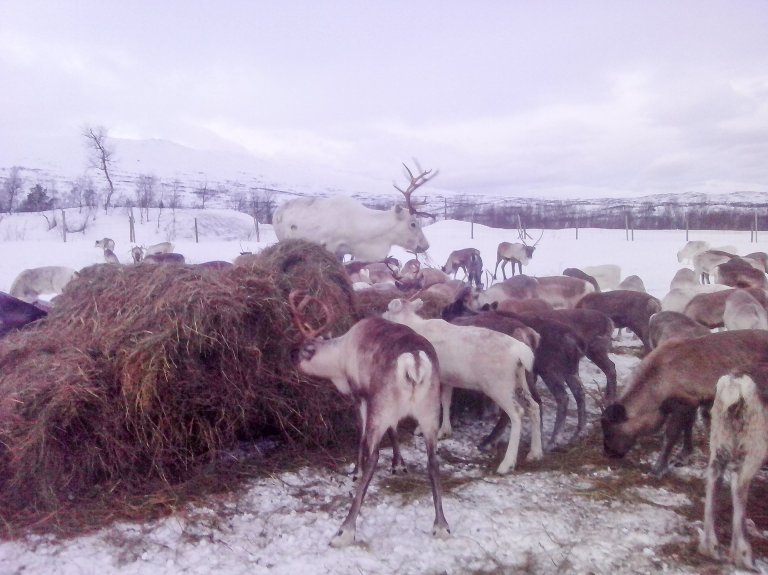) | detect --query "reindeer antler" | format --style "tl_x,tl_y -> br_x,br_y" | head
393,161 -> 438,220
288,289 -> 334,340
